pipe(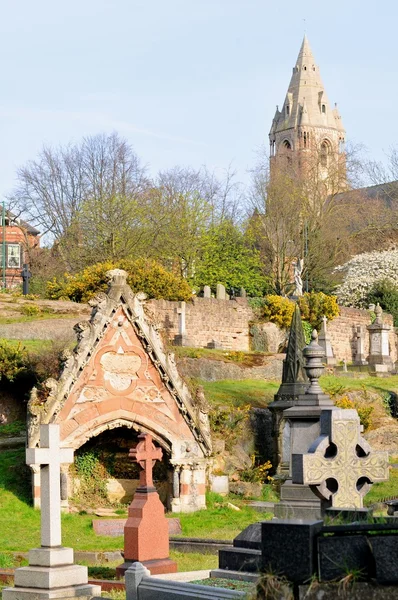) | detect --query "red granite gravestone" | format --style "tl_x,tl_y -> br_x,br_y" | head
116,433 -> 177,577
